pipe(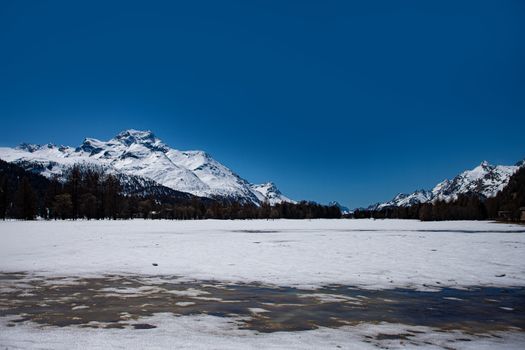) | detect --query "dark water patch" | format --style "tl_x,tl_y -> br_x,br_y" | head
234,228 -> 525,234
232,230 -> 281,233
133,323 -> 157,329
0,272 -> 27,280
334,229 -> 525,234
376,333 -> 414,340
0,273 -> 524,334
